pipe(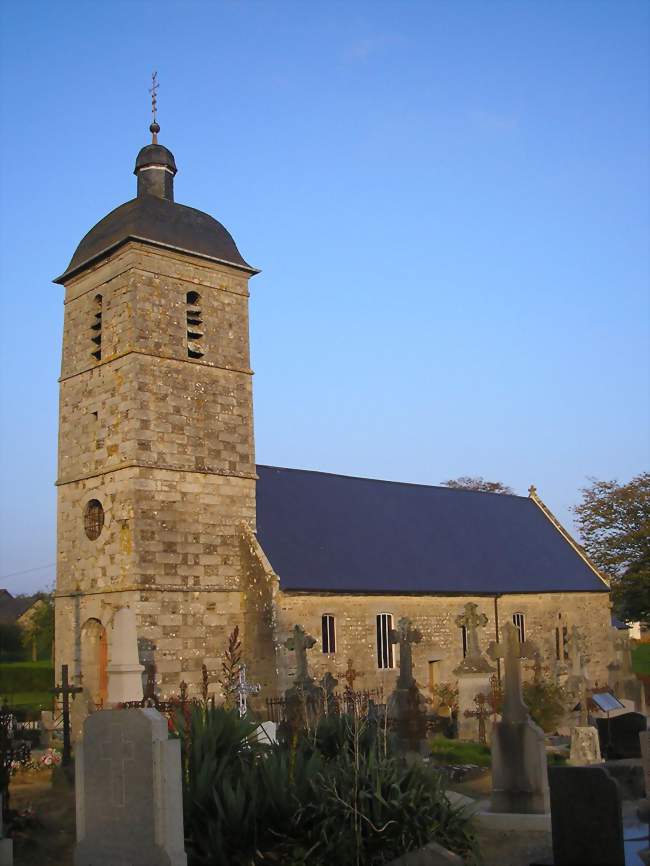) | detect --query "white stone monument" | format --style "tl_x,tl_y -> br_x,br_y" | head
487,622 -> 549,814
106,607 -> 144,706
75,708 -> 187,866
